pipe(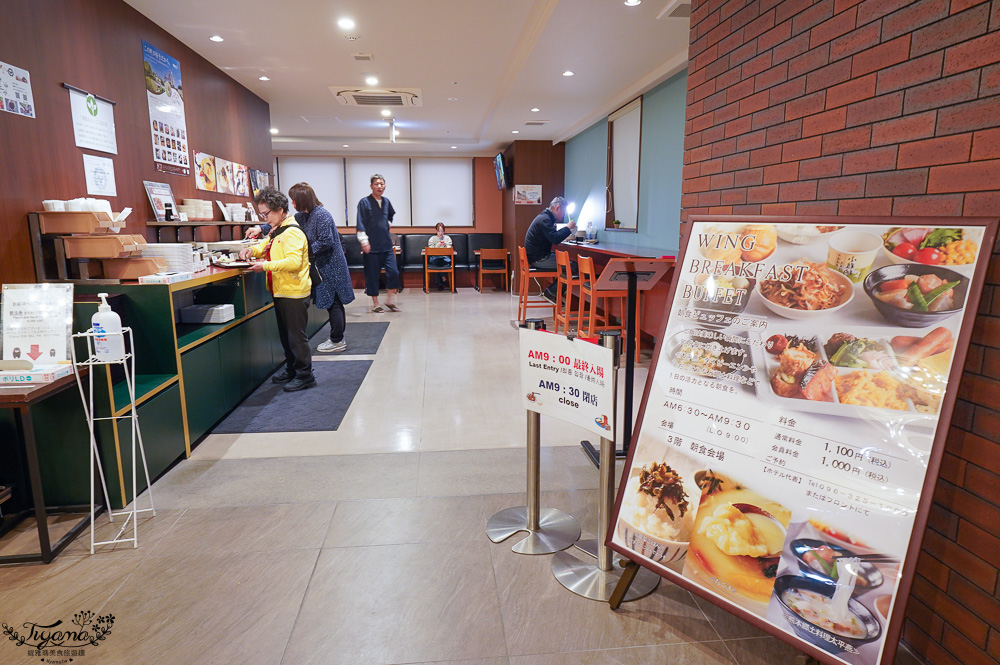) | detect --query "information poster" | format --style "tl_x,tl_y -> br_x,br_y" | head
519,328 -> 614,439
608,216 -> 996,665
83,154 -> 117,197
0,60 -> 35,118
1,284 -> 74,363
69,89 -> 117,154
514,184 -> 542,205
143,181 -> 176,221
143,41 -> 189,176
